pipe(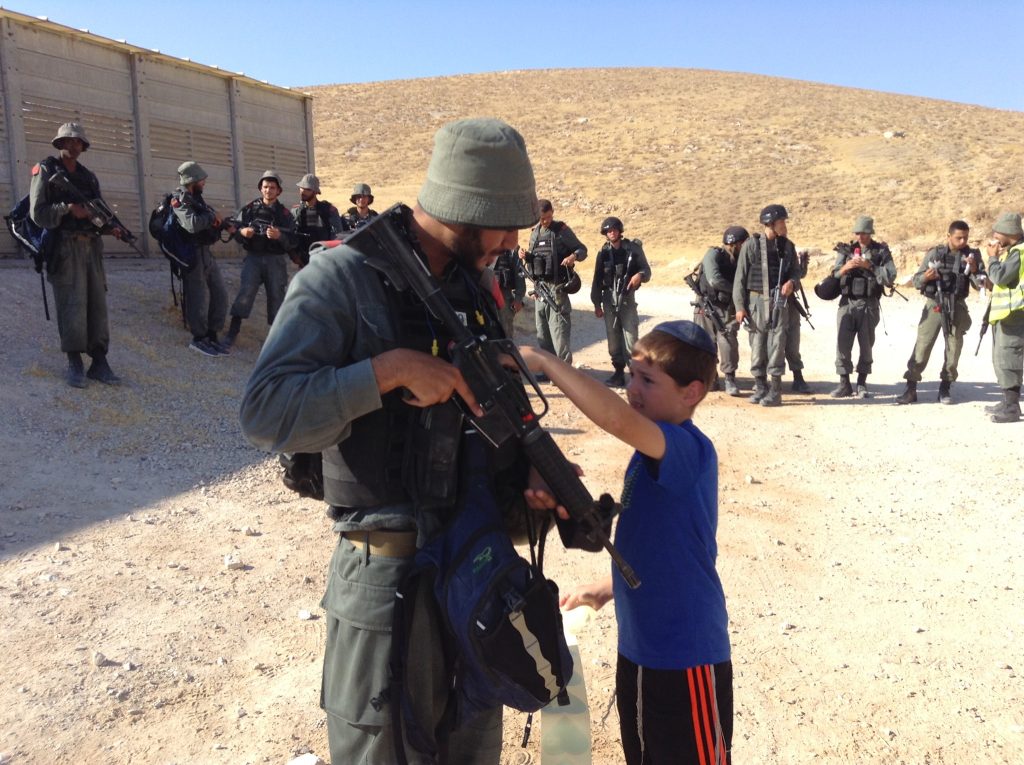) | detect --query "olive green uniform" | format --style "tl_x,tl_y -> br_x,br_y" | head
491,248 -> 526,339
733,234 -> 800,378
29,156 -> 110,356
832,240 -> 897,375
524,221 -> 586,364
697,246 -> 740,375
987,243 -> 1024,389
903,245 -> 985,383
592,239 -> 651,371
172,186 -> 228,341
